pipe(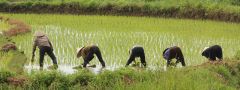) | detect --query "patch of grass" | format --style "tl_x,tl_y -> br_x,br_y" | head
235,50 -> 240,60
0,0 -> 240,22
0,31 -> 27,74
70,69 -> 94,87
0,69 -> 15,83
29,71 -> 70,89
216,65 -> 232,80
0,21 -> 10,31
0,62 -> 239,89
